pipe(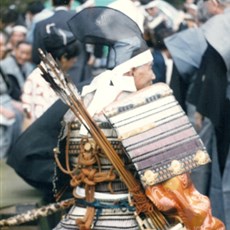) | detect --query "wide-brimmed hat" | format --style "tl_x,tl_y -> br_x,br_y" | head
67,6 -> 152,74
